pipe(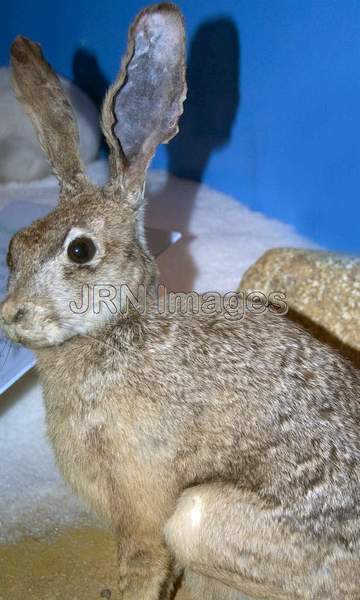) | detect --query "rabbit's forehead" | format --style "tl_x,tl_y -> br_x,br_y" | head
8,193 -> 132,269
13,220 -> 76,257
13,206 -> 111,252
11,221 -> 65,260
